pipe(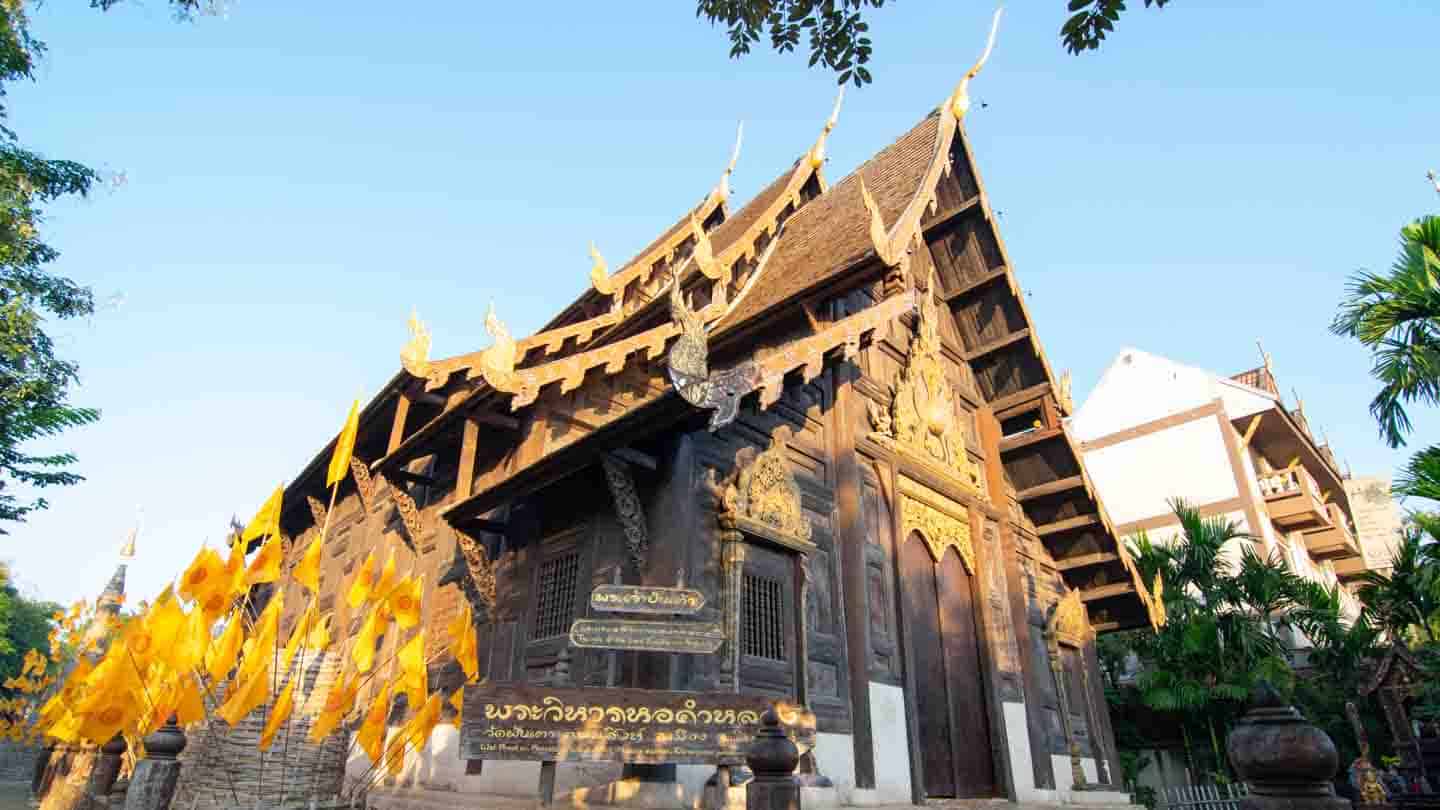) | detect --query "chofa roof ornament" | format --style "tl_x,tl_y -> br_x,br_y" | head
806,87 -> 845,170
